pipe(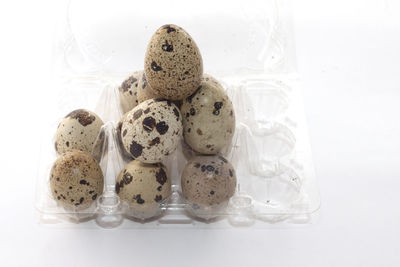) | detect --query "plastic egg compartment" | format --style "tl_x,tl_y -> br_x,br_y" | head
36,77 -> 315,228
36,0 -> 319,228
